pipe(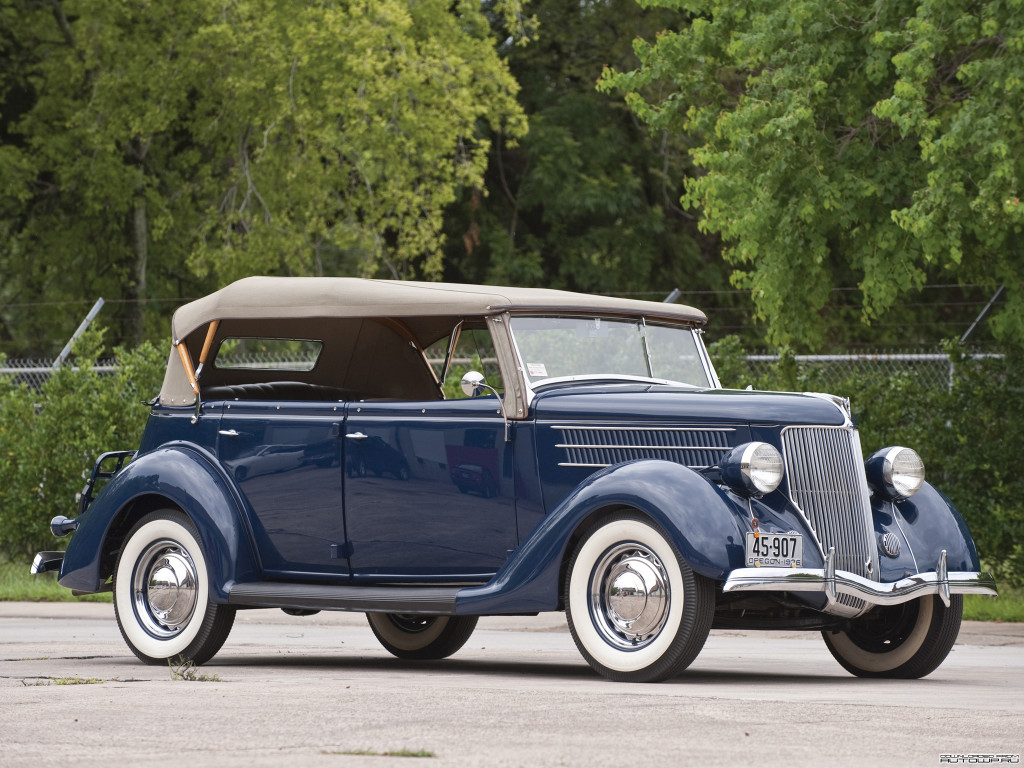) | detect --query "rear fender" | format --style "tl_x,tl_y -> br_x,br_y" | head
57,445 -> 259,600
456,460 -> 747,615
